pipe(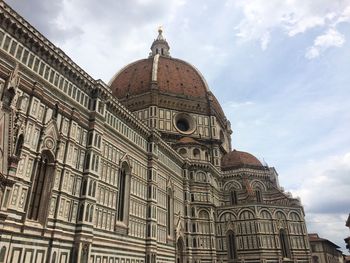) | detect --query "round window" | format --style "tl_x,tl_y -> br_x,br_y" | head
174,113 -> 196,134
176,118 -> 190,132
